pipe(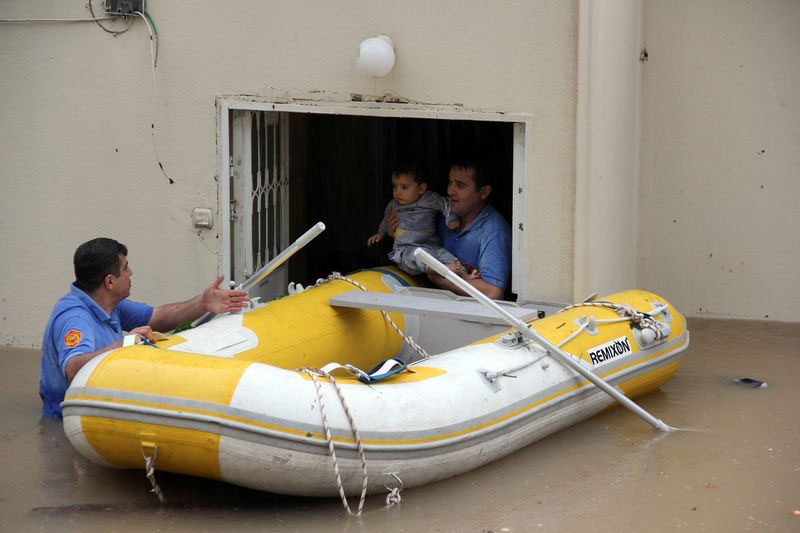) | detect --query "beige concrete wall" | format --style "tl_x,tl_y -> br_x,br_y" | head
0,1 -> 579,346
639,0 -> 800,321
